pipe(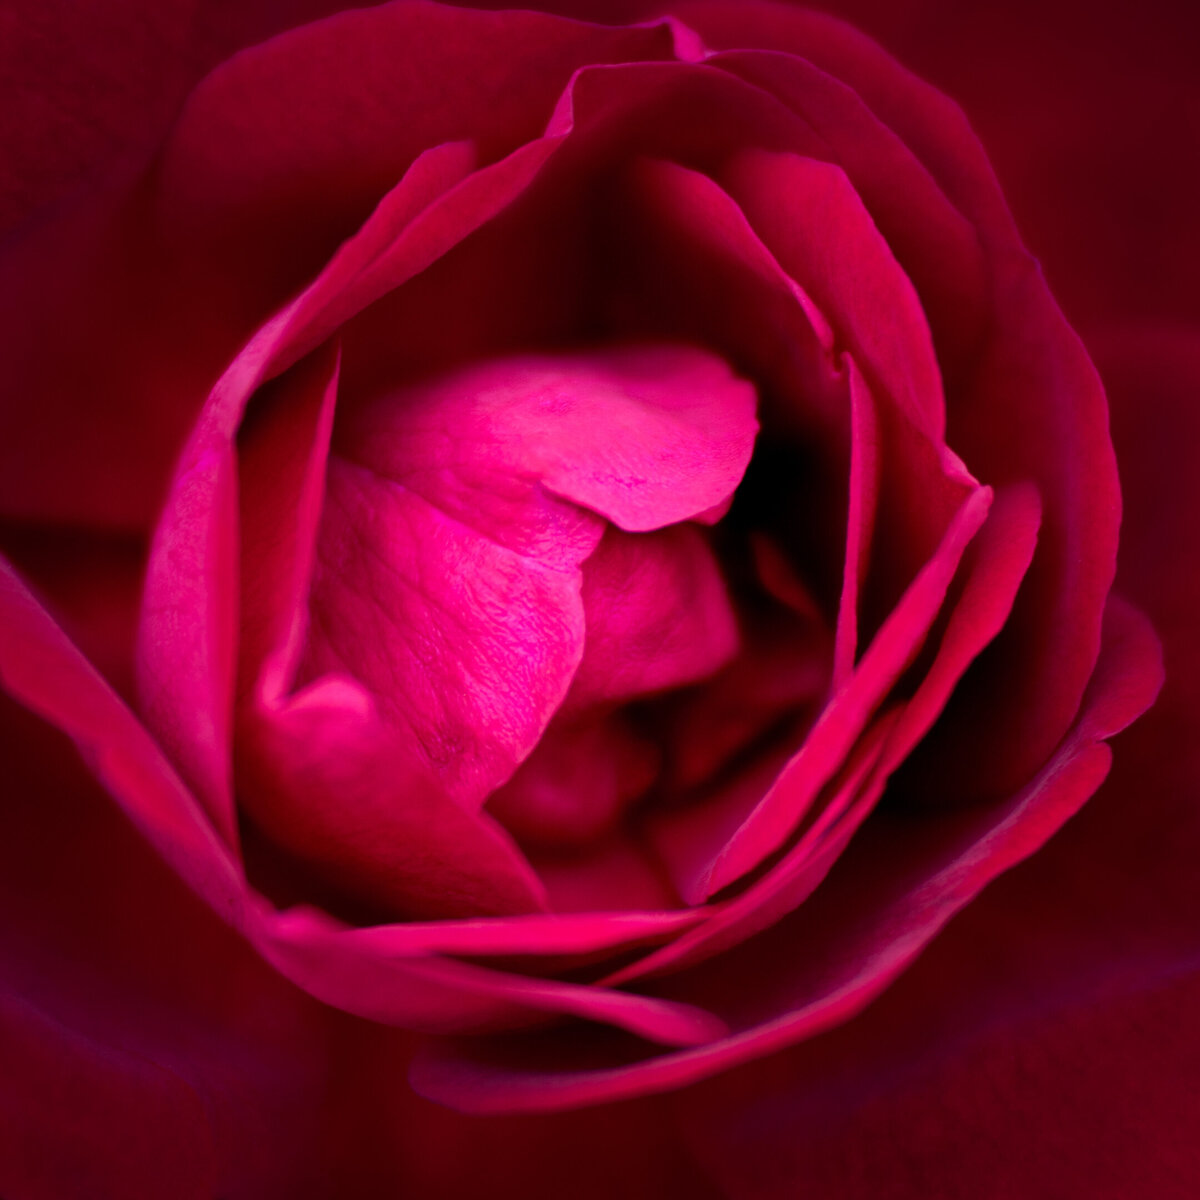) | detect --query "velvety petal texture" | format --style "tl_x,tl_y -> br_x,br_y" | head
1,0 -> 1188,1194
